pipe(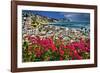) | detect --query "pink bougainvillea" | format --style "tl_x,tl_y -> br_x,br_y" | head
23,35 -> 90,62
